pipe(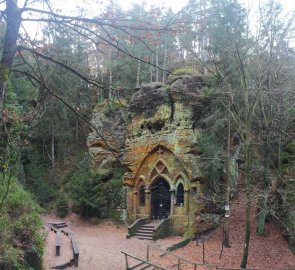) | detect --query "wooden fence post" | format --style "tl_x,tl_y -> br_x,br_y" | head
55,230 -> 61,256
125,253 -> 129,270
